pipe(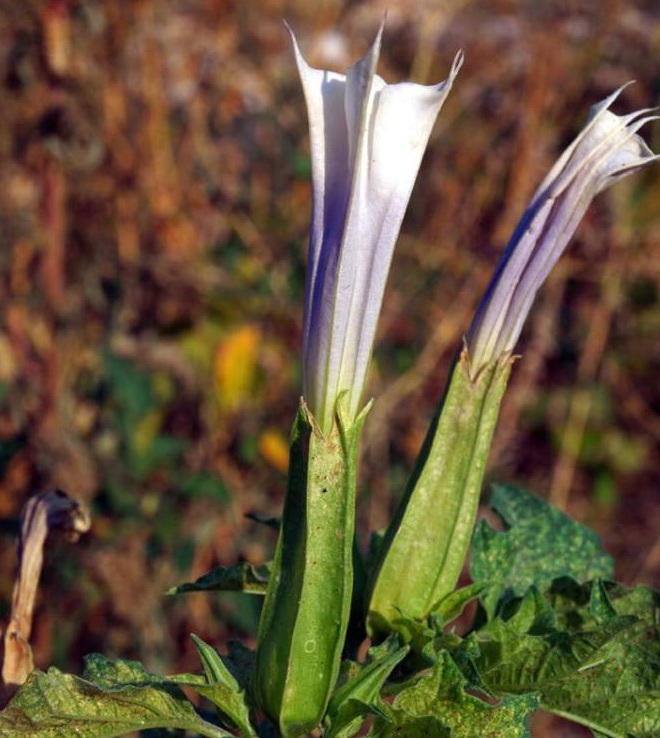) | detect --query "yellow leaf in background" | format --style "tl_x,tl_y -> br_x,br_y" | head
214,325 -> 261,410
258,428 -> 289,473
